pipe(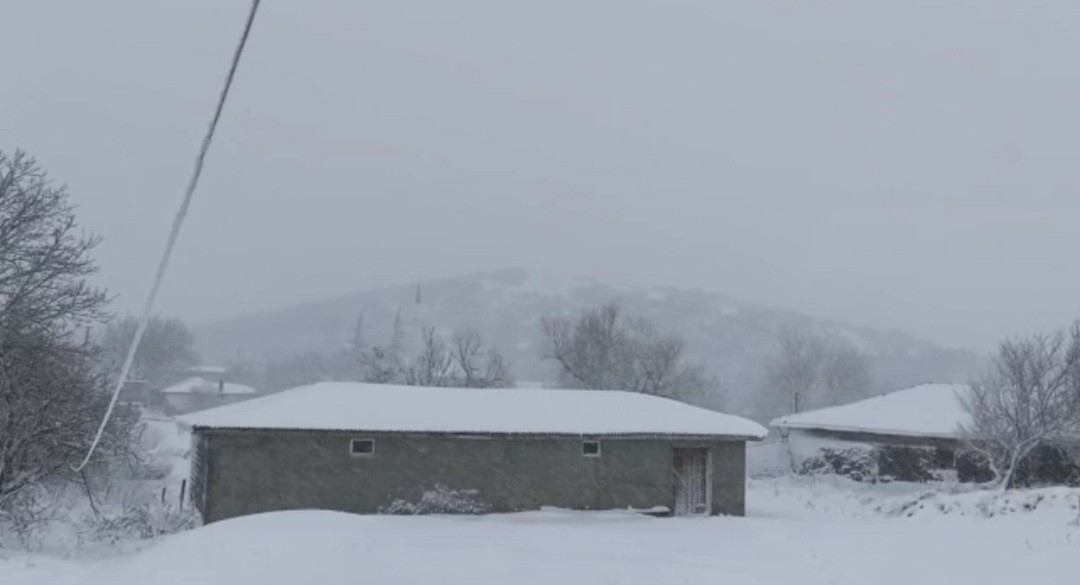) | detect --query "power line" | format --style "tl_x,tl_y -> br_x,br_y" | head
75,0 -> 264,472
